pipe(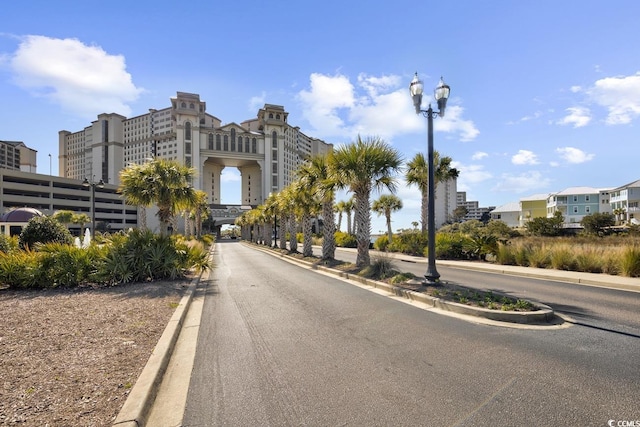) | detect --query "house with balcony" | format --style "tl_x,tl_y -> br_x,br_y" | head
546,187 -> 612,226
519,193 -> 549,227
610,179 -> 640,224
